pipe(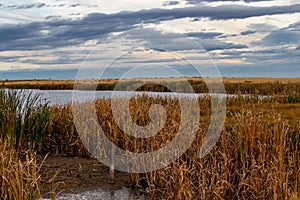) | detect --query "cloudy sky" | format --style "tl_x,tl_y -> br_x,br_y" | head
0,0 -> 299,79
